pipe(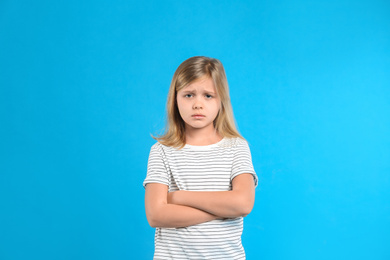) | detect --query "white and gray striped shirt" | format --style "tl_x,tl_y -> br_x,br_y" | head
144,137 -> 258,260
